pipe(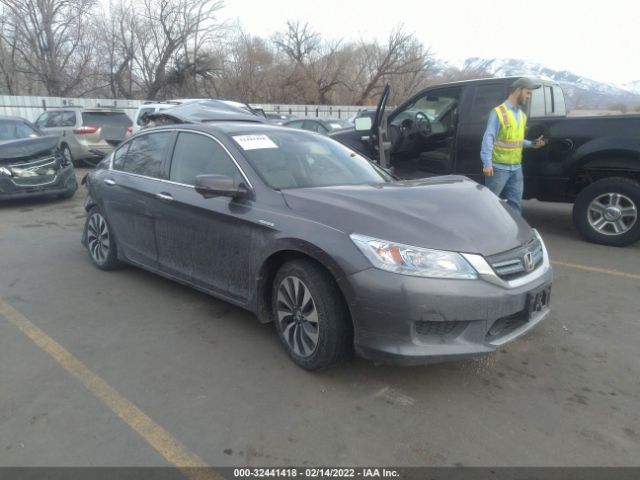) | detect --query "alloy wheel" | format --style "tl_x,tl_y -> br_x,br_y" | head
276,276 -> 319,358
87,213 -> 111,264
587,192 -> 638,236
